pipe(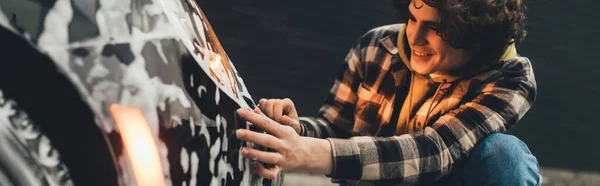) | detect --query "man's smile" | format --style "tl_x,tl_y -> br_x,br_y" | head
413,50 -> 433,57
